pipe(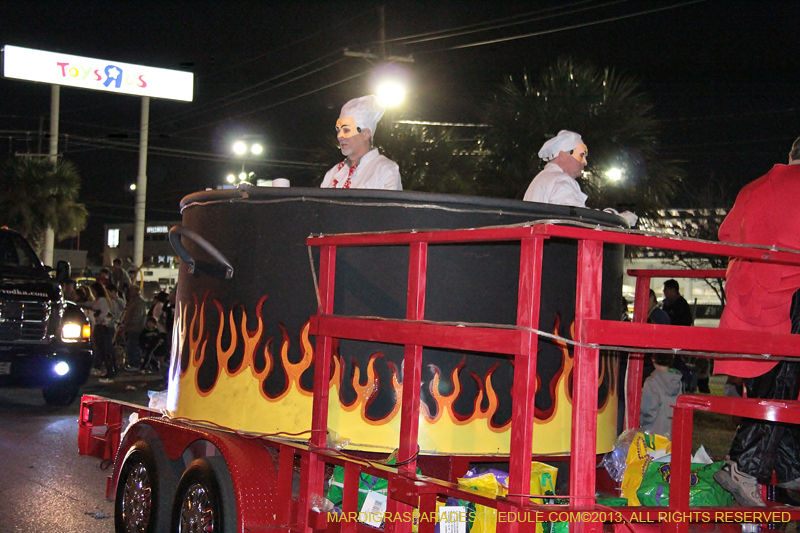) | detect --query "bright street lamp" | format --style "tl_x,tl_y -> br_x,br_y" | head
606,168 -> 623,182
231,139 -> 264,183
232,140 -> 247,155
376,79 -> 406,108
